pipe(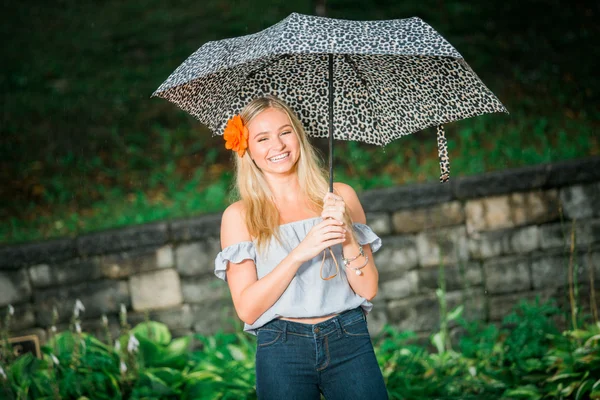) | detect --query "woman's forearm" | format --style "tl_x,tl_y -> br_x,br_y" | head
342,235 -> 379,301
237,251 -> 304,325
